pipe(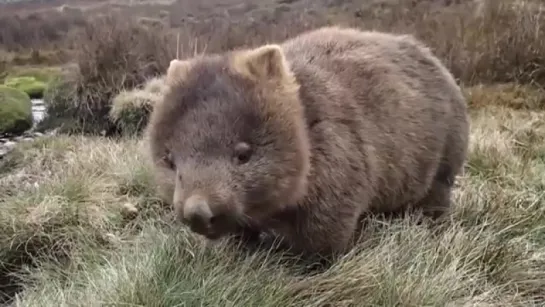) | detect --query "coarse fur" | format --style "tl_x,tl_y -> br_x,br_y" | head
145,26 -> 470,257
